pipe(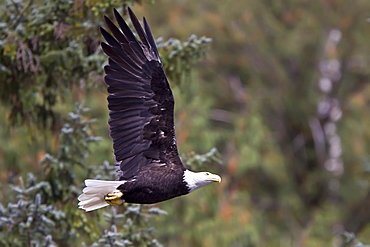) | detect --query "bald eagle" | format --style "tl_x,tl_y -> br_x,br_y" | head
78,8 -> 221,212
